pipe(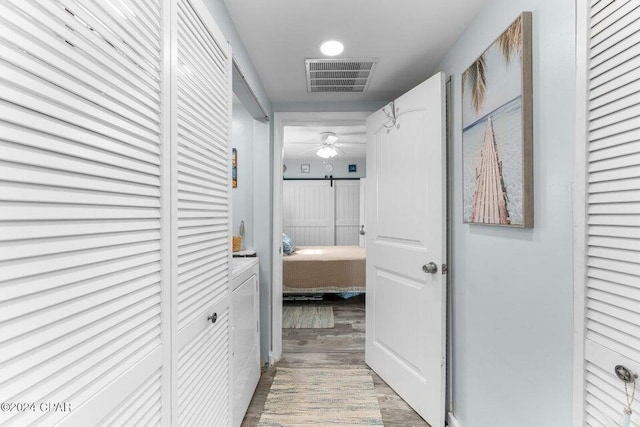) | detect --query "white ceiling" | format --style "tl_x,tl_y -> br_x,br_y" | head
222,0 -> 487,103
284,125 -> 366,160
